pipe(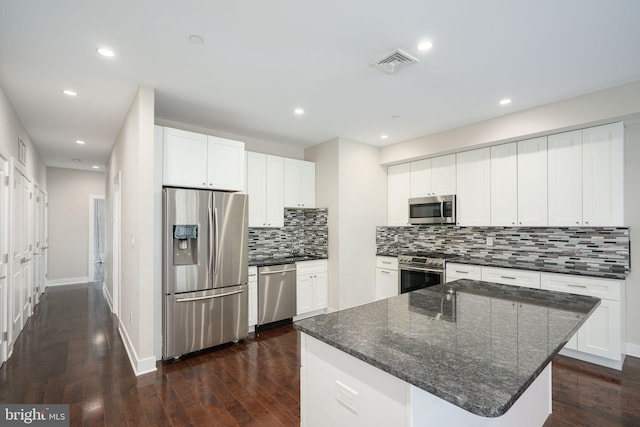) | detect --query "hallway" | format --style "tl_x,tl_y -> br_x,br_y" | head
0,283 -> 301,426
